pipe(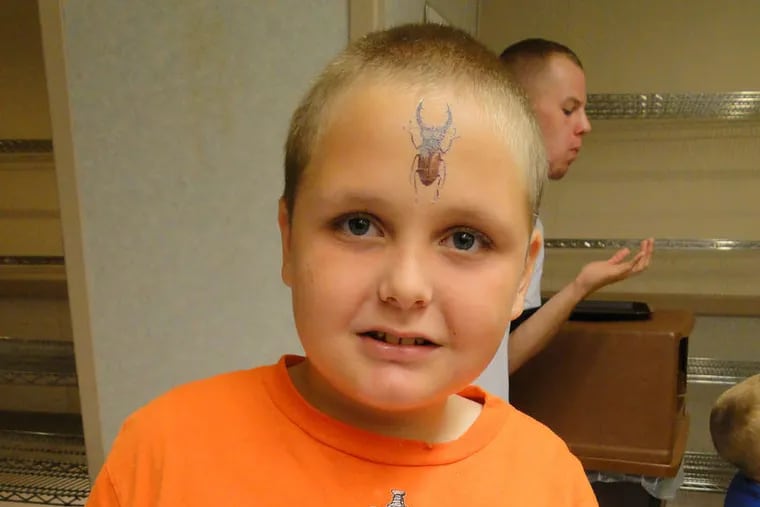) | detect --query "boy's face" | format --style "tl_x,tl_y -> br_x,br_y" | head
530,54 -> 591,180
279,82 -> 540,413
